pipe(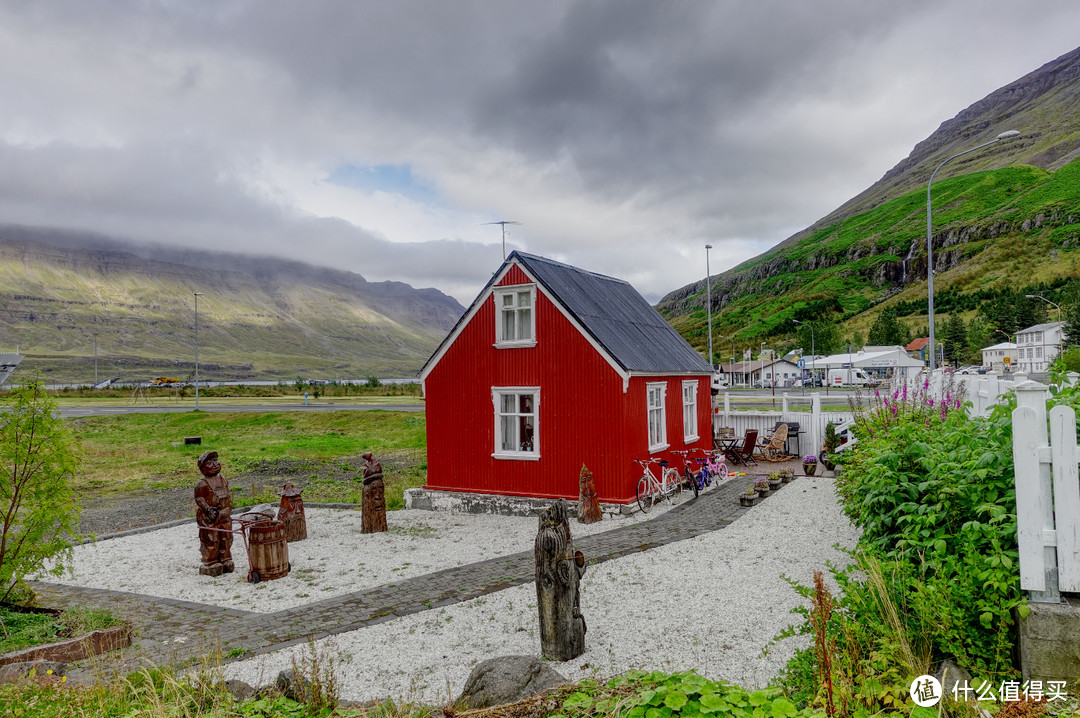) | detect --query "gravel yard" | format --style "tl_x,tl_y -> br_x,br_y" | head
222,477 -> 859,705
39,500 -> 679,614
